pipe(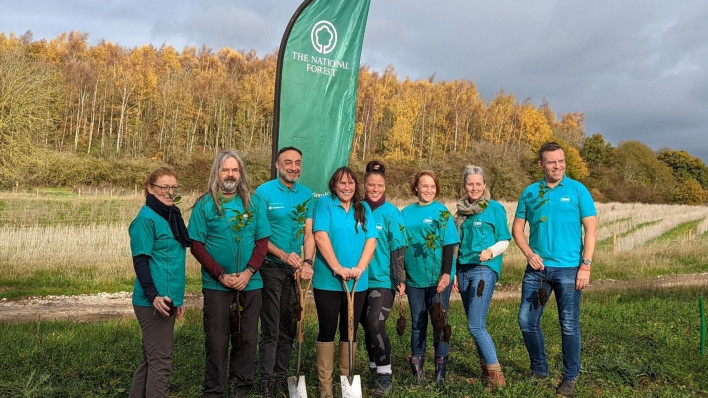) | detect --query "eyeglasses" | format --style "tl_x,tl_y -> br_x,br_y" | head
151,184 -> 180,193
